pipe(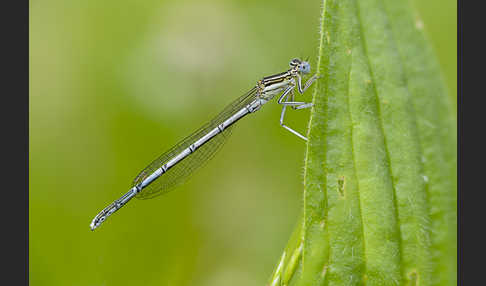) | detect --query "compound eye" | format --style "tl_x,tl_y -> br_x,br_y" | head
301,62 -> 311,74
